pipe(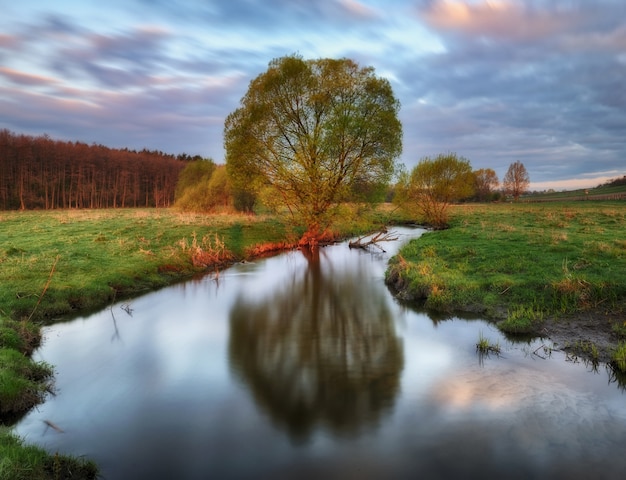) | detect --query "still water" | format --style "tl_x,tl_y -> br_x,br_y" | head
15,228 -> 626,479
